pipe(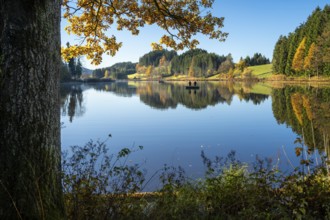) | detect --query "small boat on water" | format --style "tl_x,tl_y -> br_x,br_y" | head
186,85 -> 199,89
186,81 -> 199,90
